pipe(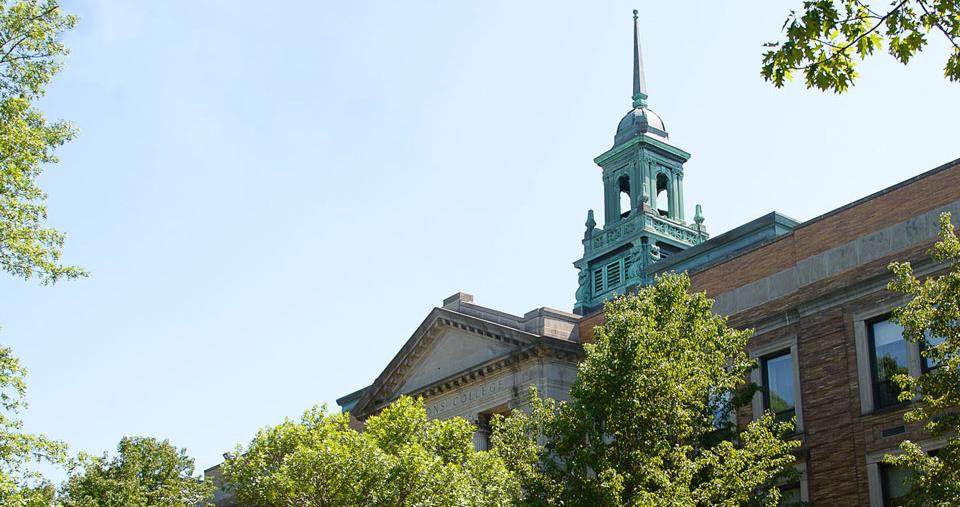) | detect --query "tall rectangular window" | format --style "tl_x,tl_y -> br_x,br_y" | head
761,350 -> 796,422
869,318 -> 909,409
880,464 -> 912,506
